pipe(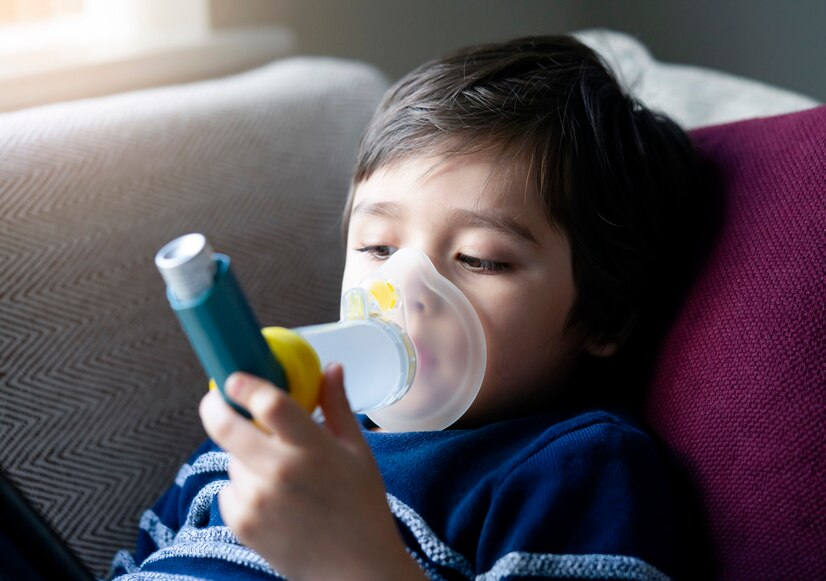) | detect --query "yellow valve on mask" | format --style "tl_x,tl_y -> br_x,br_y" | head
368,280 -> 398,312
